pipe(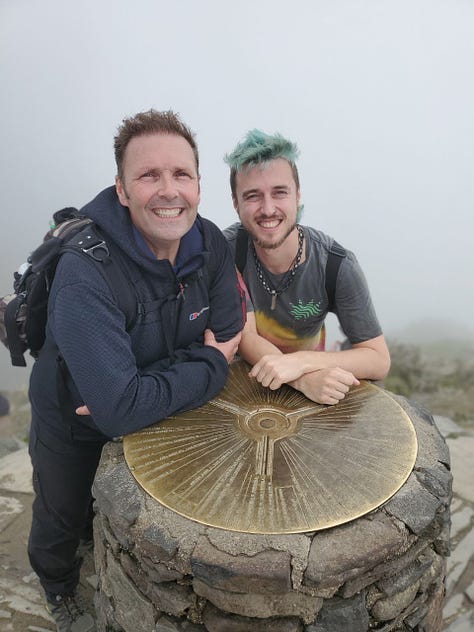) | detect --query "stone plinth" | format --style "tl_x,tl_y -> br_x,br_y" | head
92,396 -> 451,632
